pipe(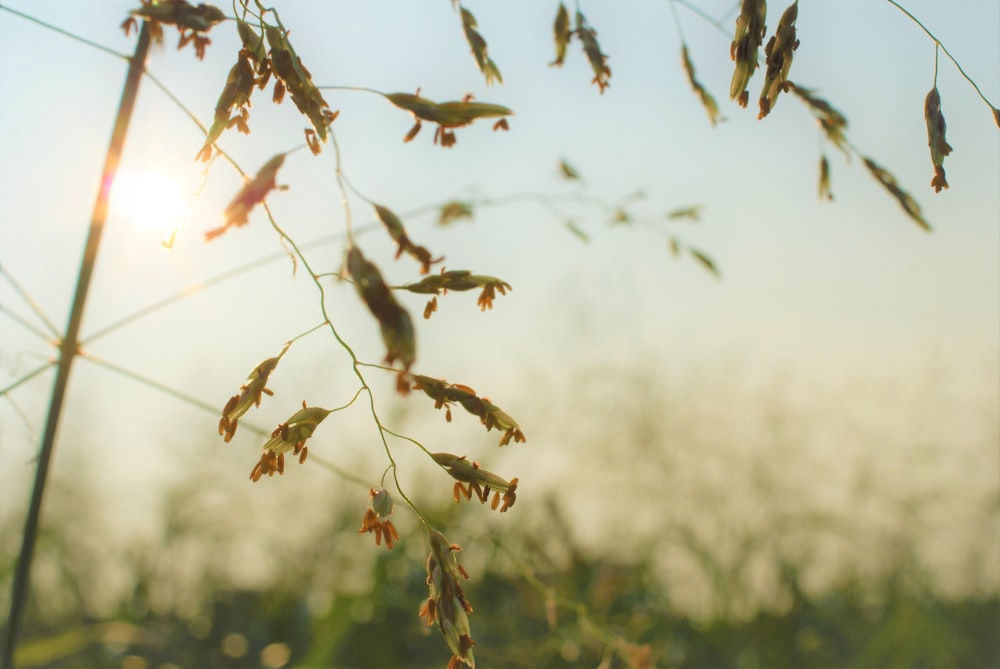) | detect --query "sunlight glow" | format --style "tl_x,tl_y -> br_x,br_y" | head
111,169 -> 190,246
